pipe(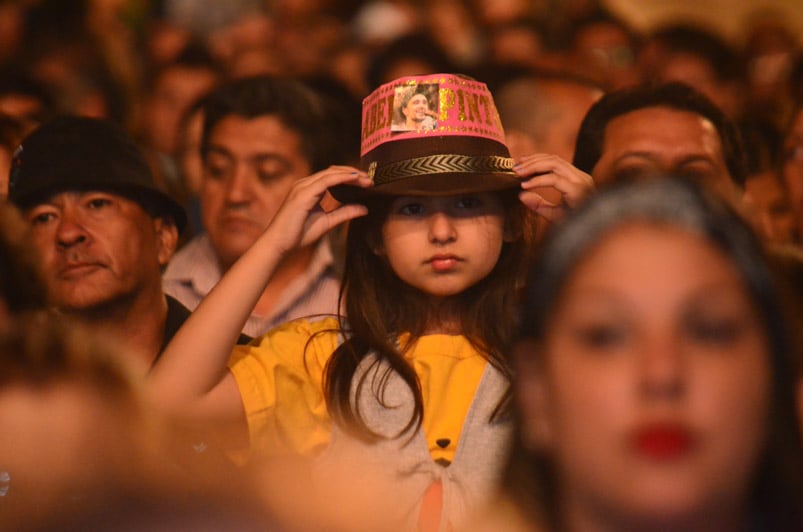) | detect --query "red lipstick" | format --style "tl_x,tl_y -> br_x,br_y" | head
632,424 -> 695,460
